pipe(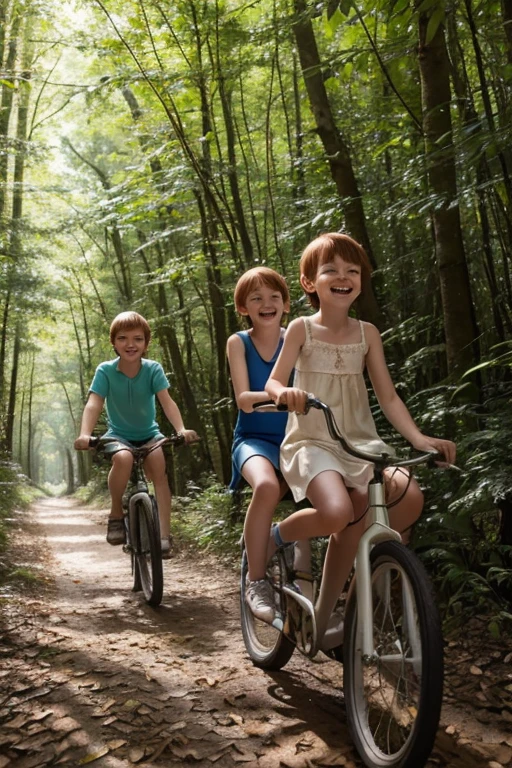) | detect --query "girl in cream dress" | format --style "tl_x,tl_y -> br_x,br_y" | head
266,233 -> 456,649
